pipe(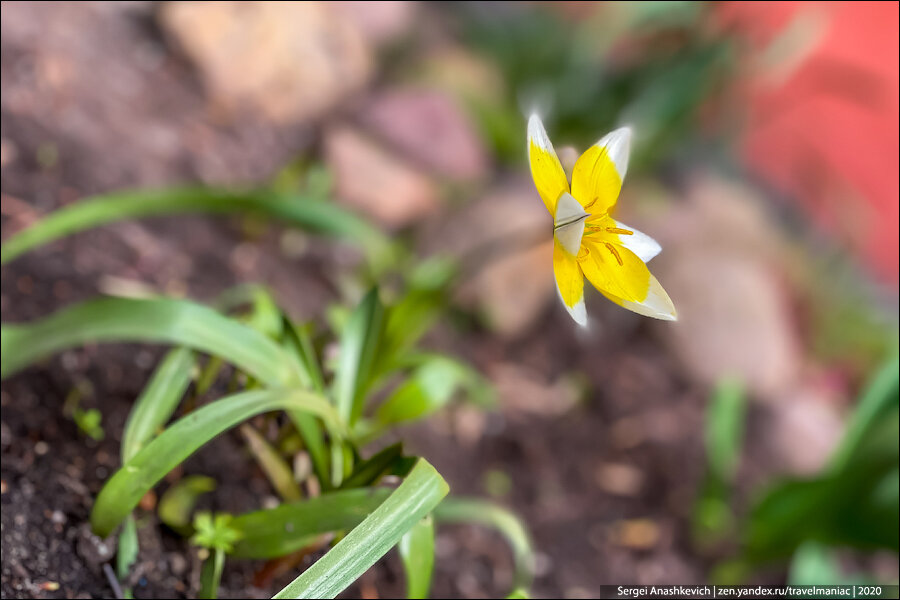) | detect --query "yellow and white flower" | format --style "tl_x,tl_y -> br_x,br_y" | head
528,113 -> 677,325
